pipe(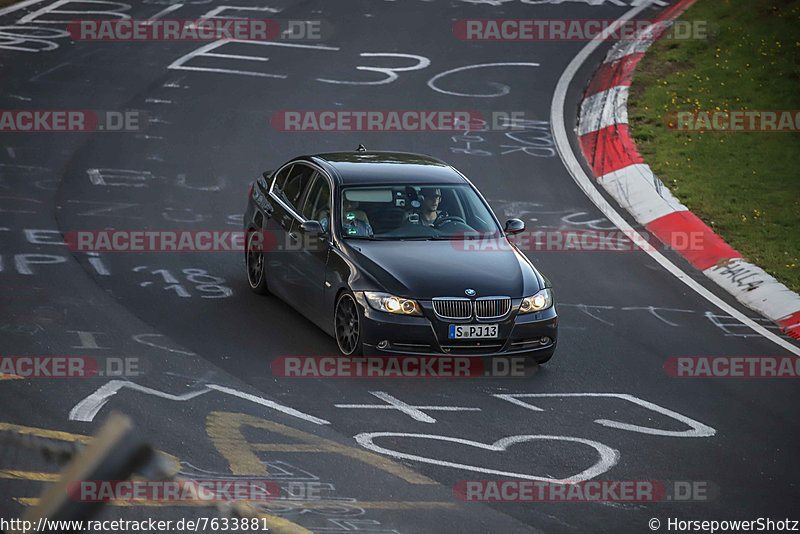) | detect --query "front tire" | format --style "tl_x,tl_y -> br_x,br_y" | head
335,291 -> 363,356
246,230 -> 269,295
